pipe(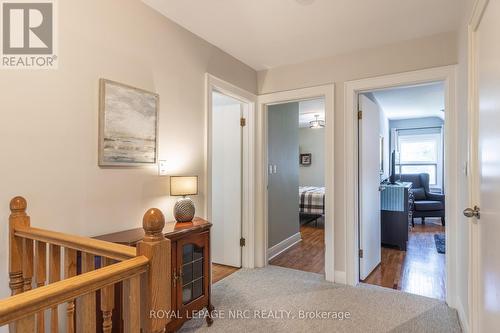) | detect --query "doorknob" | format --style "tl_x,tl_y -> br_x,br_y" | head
463,206 -> 480,219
